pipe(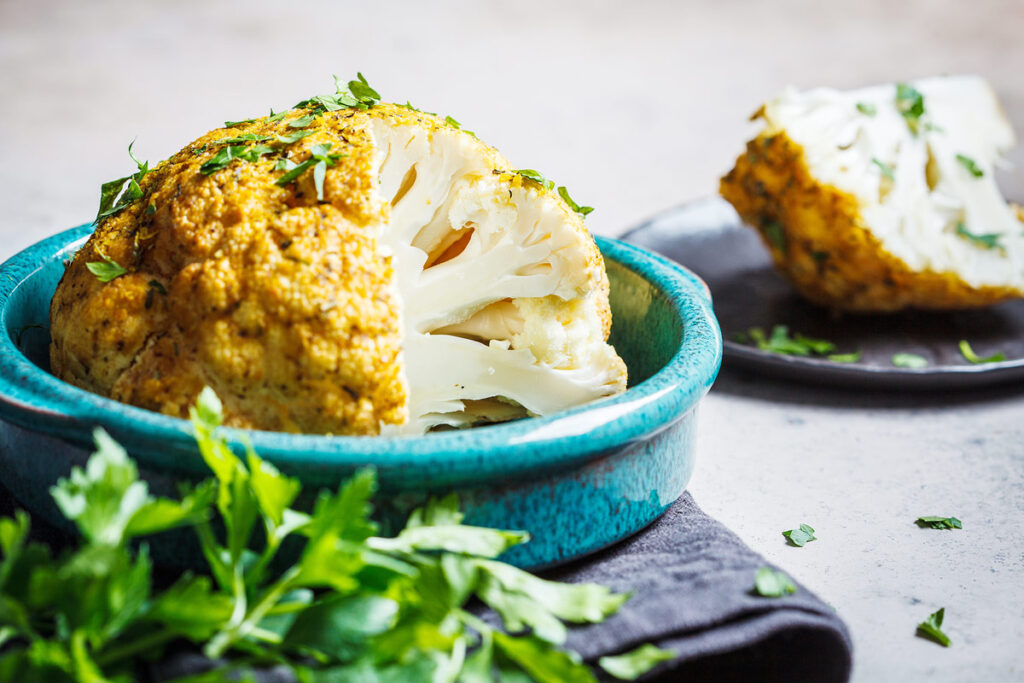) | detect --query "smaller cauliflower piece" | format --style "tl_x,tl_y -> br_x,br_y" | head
721,75 -> 1024,312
